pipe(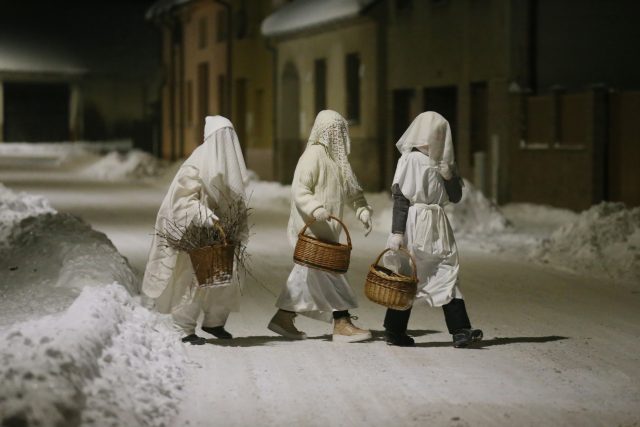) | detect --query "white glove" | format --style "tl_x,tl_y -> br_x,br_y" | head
359,209 -> 373,237
438,162 -> 453,180
313,207 -> 331,222
388,233 -> 404,251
